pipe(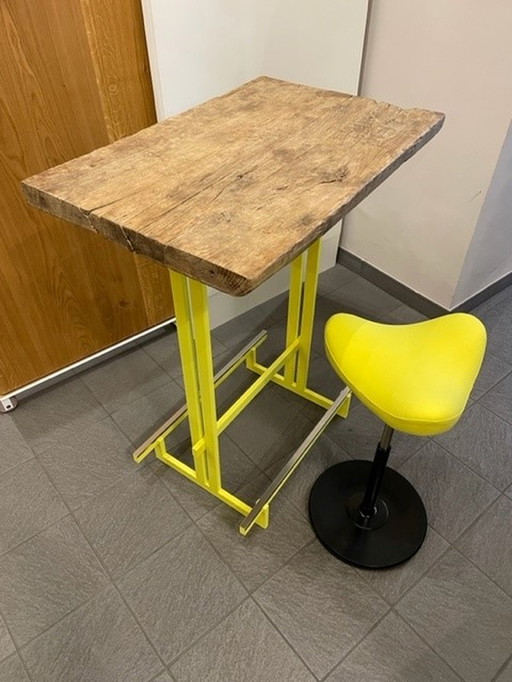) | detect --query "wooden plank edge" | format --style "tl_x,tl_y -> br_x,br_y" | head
21,111 -> 445,296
